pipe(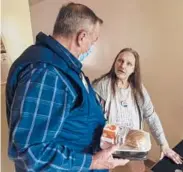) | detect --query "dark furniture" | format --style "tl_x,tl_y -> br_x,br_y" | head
151,140 -> 183,172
